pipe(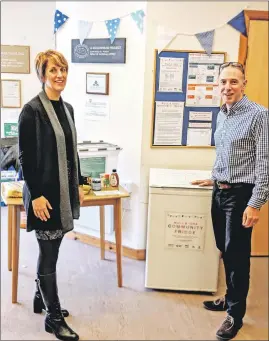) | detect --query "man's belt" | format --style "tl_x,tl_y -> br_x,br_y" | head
216,181 -> 232,189
215,181 -> 251,190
